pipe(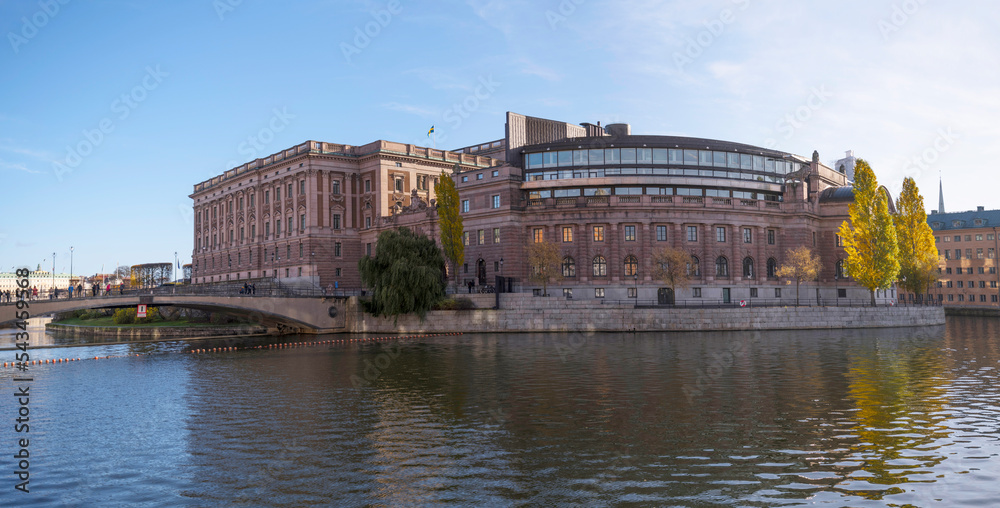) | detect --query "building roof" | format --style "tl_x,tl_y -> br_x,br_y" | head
818,186 -> 854,202
519,135 -> 800,161
928,208 -> 1000,231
